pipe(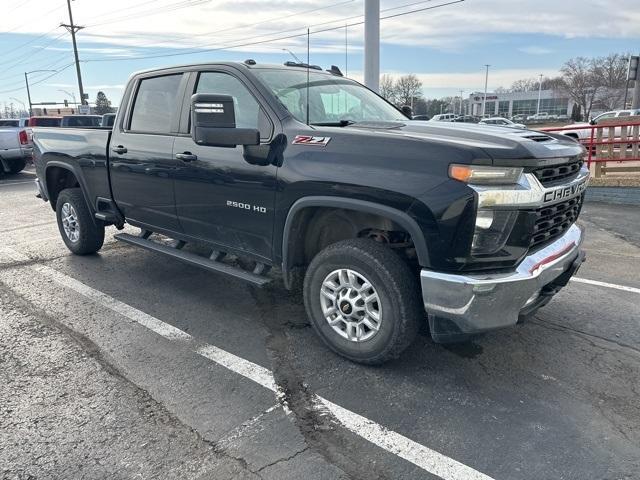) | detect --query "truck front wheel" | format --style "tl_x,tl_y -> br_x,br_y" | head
56,188 -> 104,255
303,239 -> 422,364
